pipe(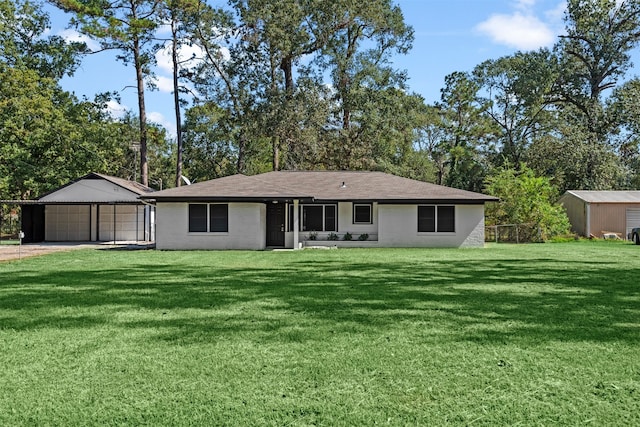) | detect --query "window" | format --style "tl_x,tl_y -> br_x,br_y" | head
417,206 -> 435,232
304,205 -> 323,231
418,205 -> 455,233
353,204 -> 372,224
289,204 -> 337,231
189,204 -> 228,232
210,204 -> 229,232
324,205 -> 336,231
189,204 -> 207,232
437,206 -> 455,232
